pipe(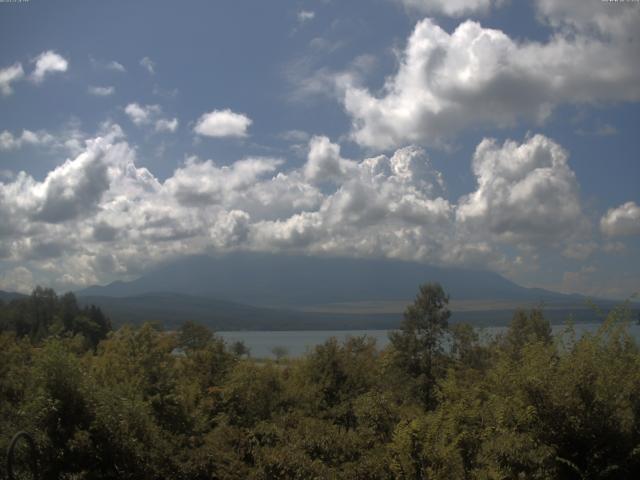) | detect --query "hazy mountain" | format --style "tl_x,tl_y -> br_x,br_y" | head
75,253 -> 632,330
77,292 -> 401,331
2,255 -> 629,331
0,290 -> 27,302
79,253 -> 585,307
77,291 -> 625,331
